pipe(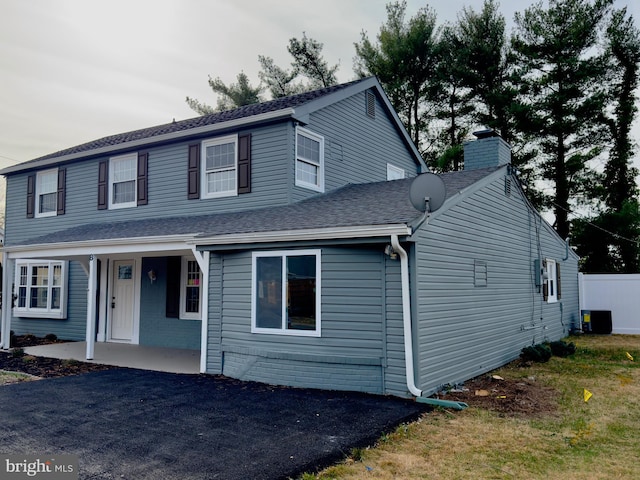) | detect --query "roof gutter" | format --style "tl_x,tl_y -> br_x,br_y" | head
0,108 -> 296,175
391,234 -> 422,398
